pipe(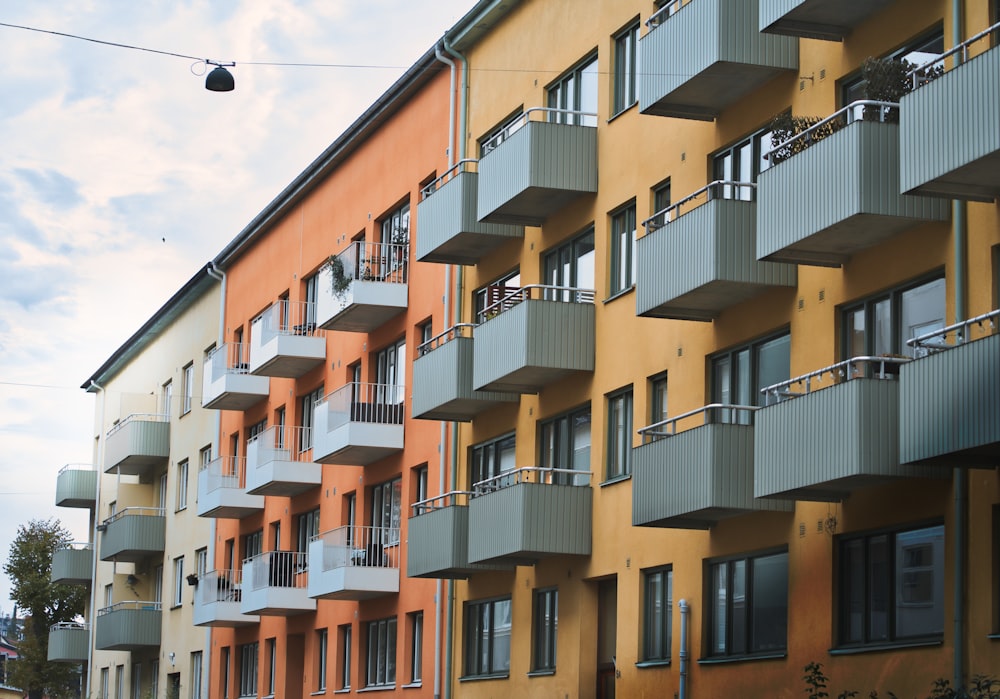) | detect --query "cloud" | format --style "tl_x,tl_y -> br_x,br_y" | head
14,168 -> 83,210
